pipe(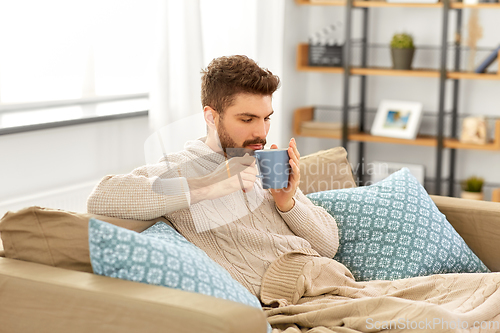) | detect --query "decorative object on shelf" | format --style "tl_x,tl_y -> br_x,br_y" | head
370,161 -> 425,185
464,0 -> 479,4
474,44 -> 500,73
460,116 -> 488,145
461,176 -> 484,200
492,188 -> 500,202
371,100 -> 423,140
466,9 -> 484,72
390,33 -> 415,70
308,23 -> 343,67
